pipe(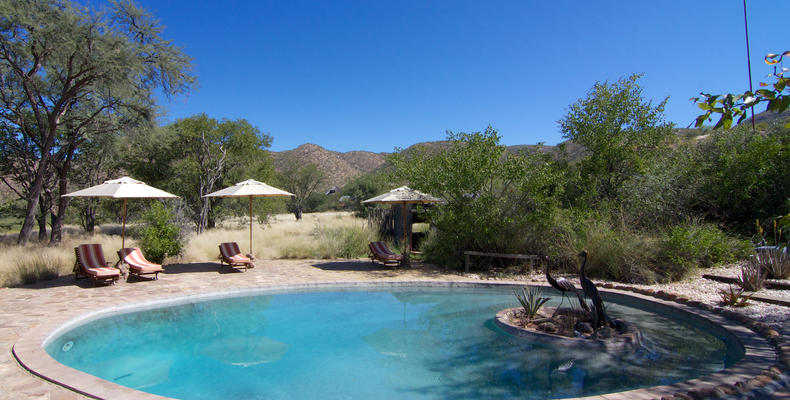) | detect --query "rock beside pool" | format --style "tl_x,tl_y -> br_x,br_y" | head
495,307 -> 643,353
